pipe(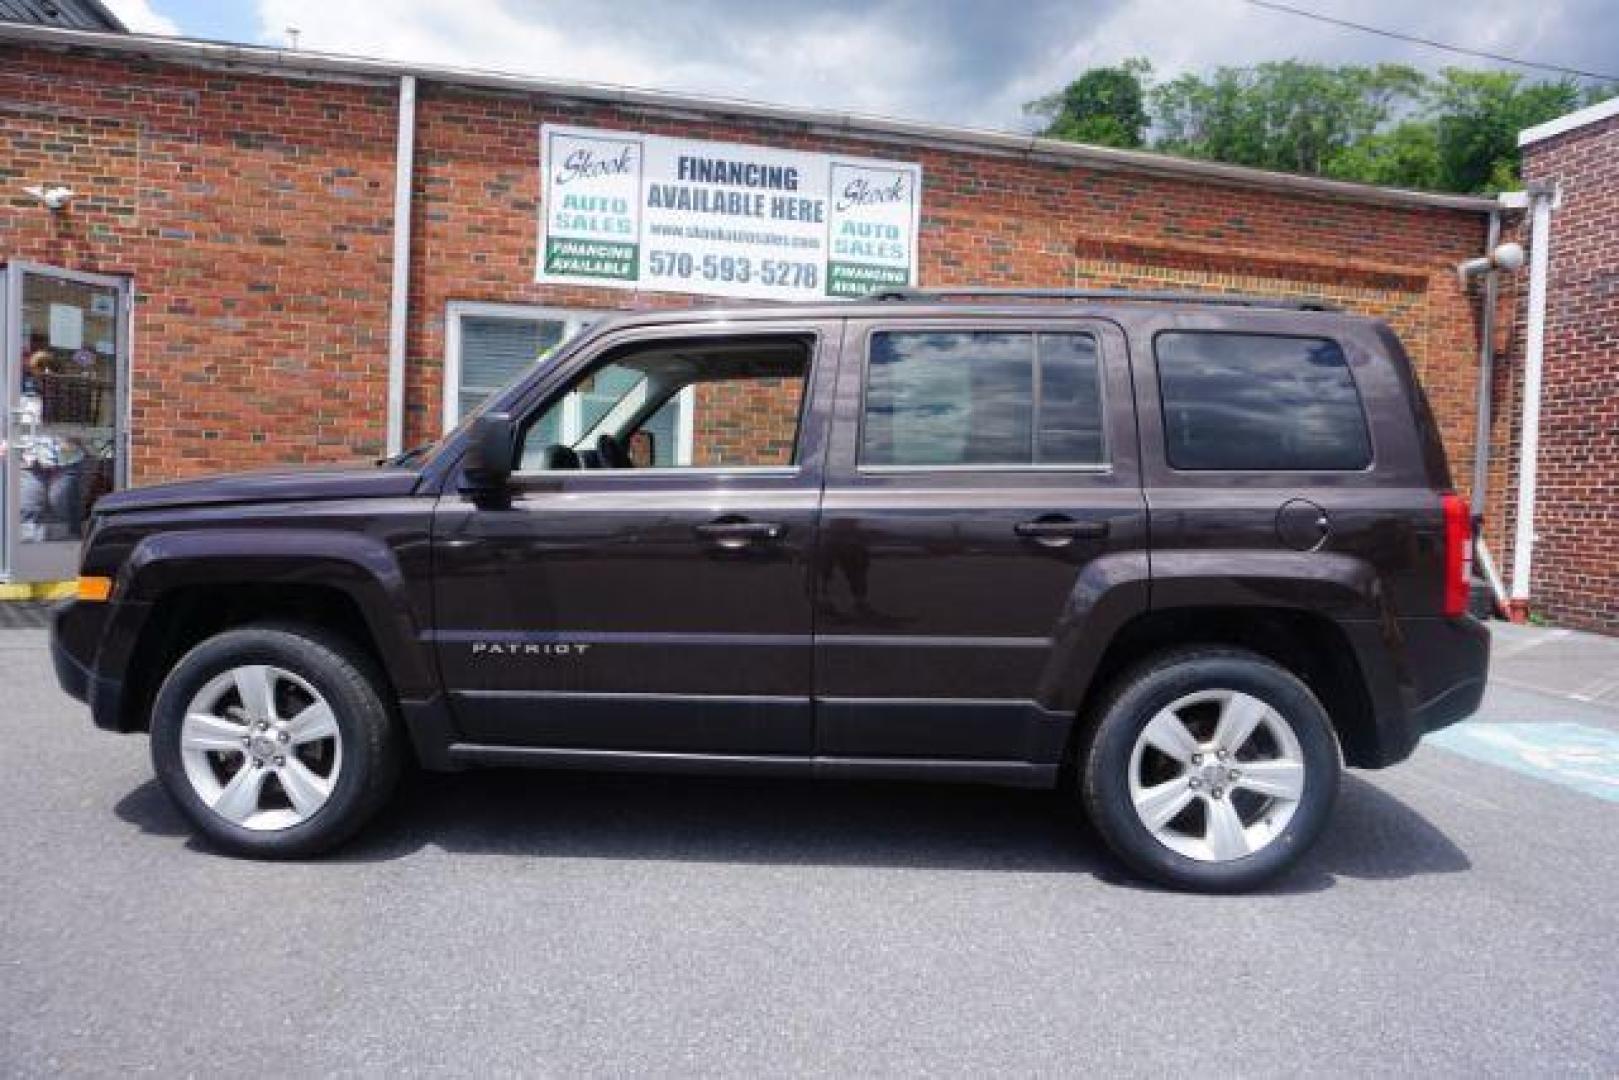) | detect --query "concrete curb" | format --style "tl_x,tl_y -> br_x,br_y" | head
0,581 -> 75,602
